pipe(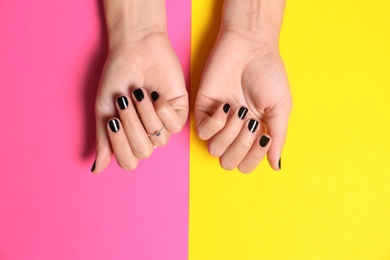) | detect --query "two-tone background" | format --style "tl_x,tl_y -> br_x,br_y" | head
1,0 -> 389,259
